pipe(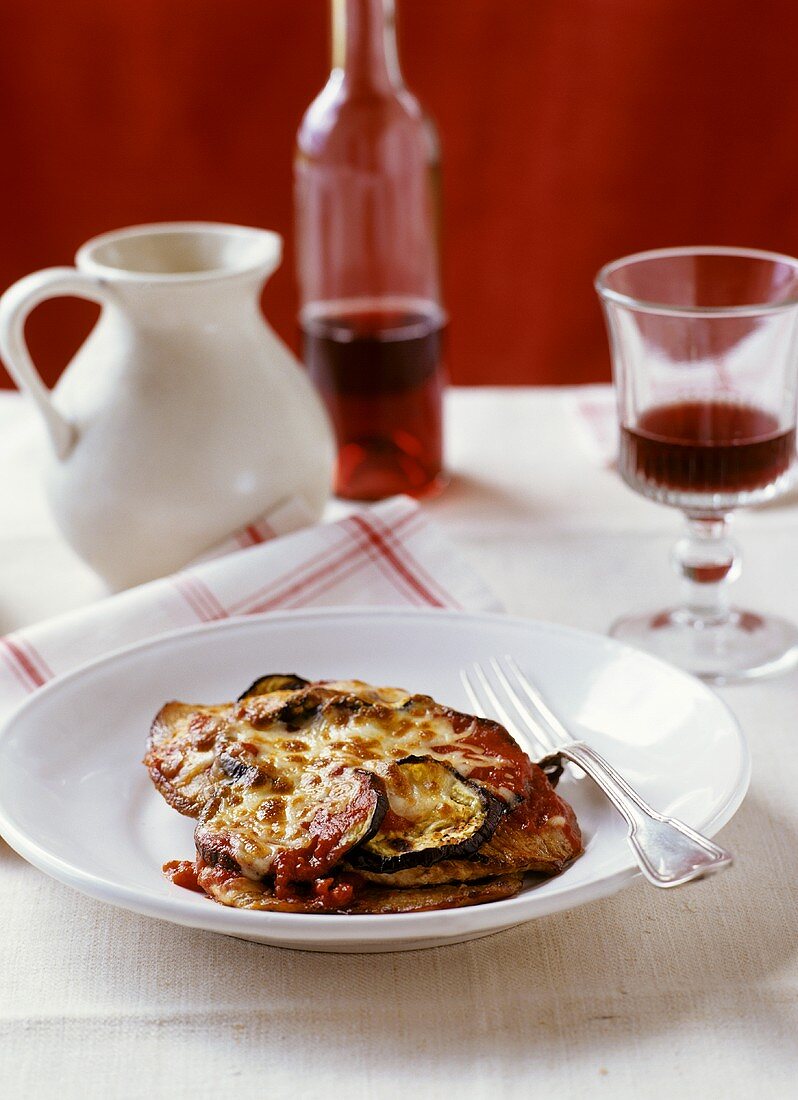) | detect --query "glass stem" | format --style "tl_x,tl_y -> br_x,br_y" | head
671,514 -> 739,627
